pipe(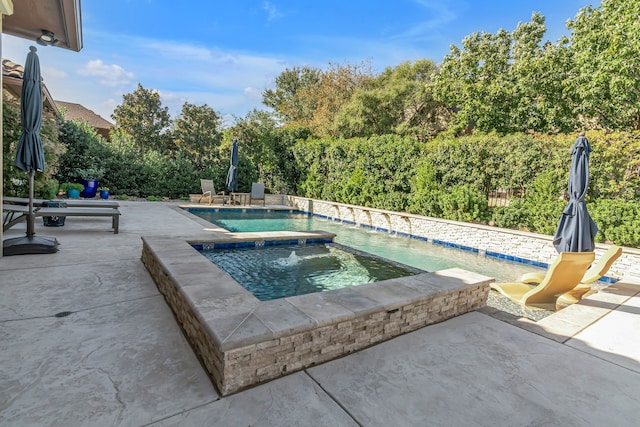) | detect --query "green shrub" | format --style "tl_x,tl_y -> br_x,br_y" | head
591,199 -> 640,247
42,180 -> 59,199
407,159 -> 442,217
490,205 -> 526,230
76,166 -> 105,180
439,185 -> 490,222
3,99 -> 64,198
505,171 -> 565,234
60,182 -> 85,192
